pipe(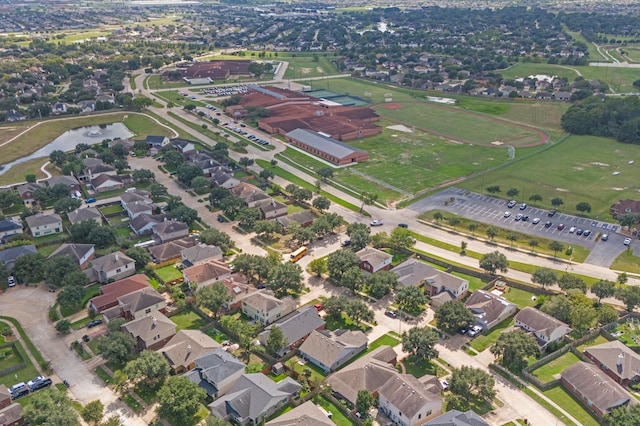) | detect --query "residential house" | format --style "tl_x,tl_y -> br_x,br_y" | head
230,182 -> 270,208
584,340 -> 640,386
47,175 -> 80,193
90,174 -> 125,193
465,290 -> 517,330
220,274 -> 258,311
392,259 -> 468,305
184,348 -> 246,398
378,375 -> 442,426
89,274 -> 150,312
182,260 -> 232,289
185,152 -> 222,177
25,213 -> 62,237
299,329 -> 368,373
356,246 -> 392,274
122,312 -> 176,351
90,251 -> 136,283
121,191 -> 154,219
561,361 -> 636,420
115,287 -> 166,320
67,208 -> 102,226
242,292 -> 296,326
78,100 -> 96,113
148,237 -> 196,263
265,400 -> 333,426
535,91 -> 552,100
78,158 -> 117,182
209,373 -> 302,425
327,345 -> 399,407
53,102 -> 67,114
276,210 -> 315,229
554,91 -> 571,101
130,213 -> 167,235
146,135 -> 170,154
181,244 -> 223,267
6,109 -> 25,122
514,307 -> 571,349
0,245 -> 37,271
17,182 -> 44,206
171,138 -> 196,154
0,385 -> 10,409
610,199 -> 640,219
160,330 -> 221,374
258,306 -> 326,356
152,220 -> 189,244
211,170 -> 240,189
0,403 -> 23,426
424,410 -> 489,426
48,243 -> 95,269
256,199 -> 288,220
0,218 -> 23,240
